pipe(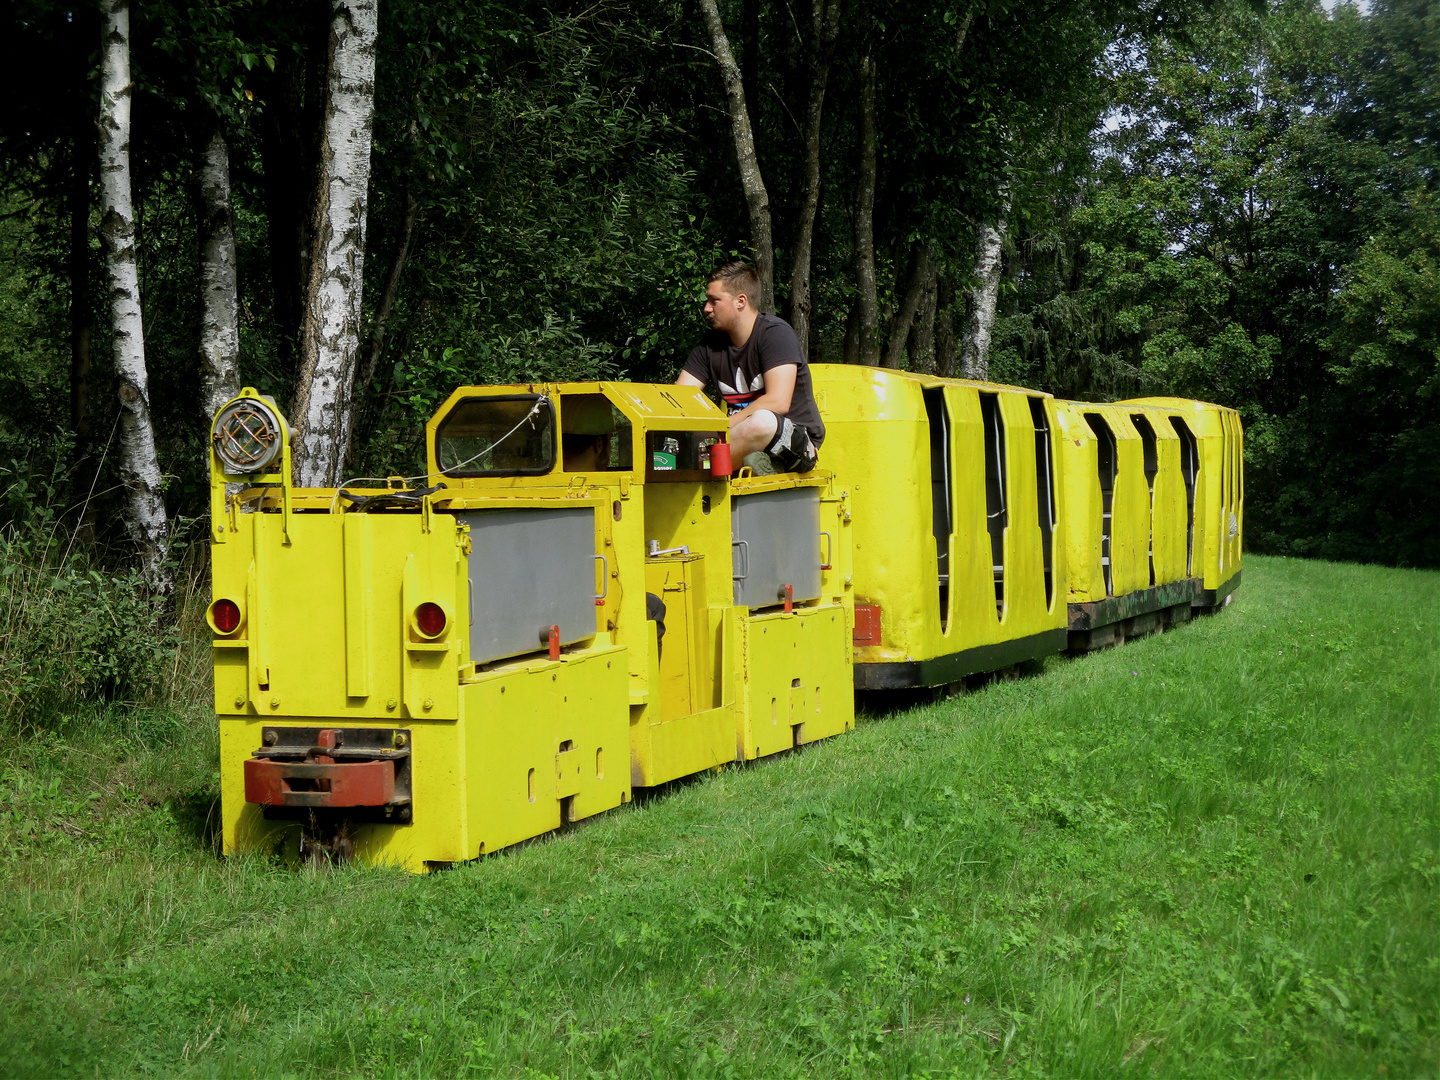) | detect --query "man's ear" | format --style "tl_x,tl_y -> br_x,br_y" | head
734,292 -> 749,311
